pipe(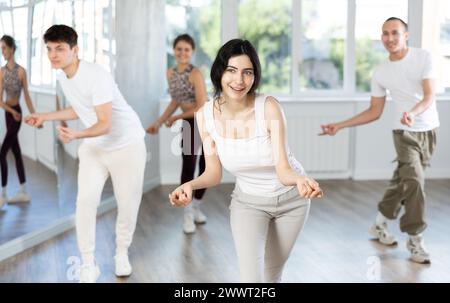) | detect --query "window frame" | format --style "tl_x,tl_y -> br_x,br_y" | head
2,0 -> 116,91
222,0 -> 442,98
3,0 -> 447,97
